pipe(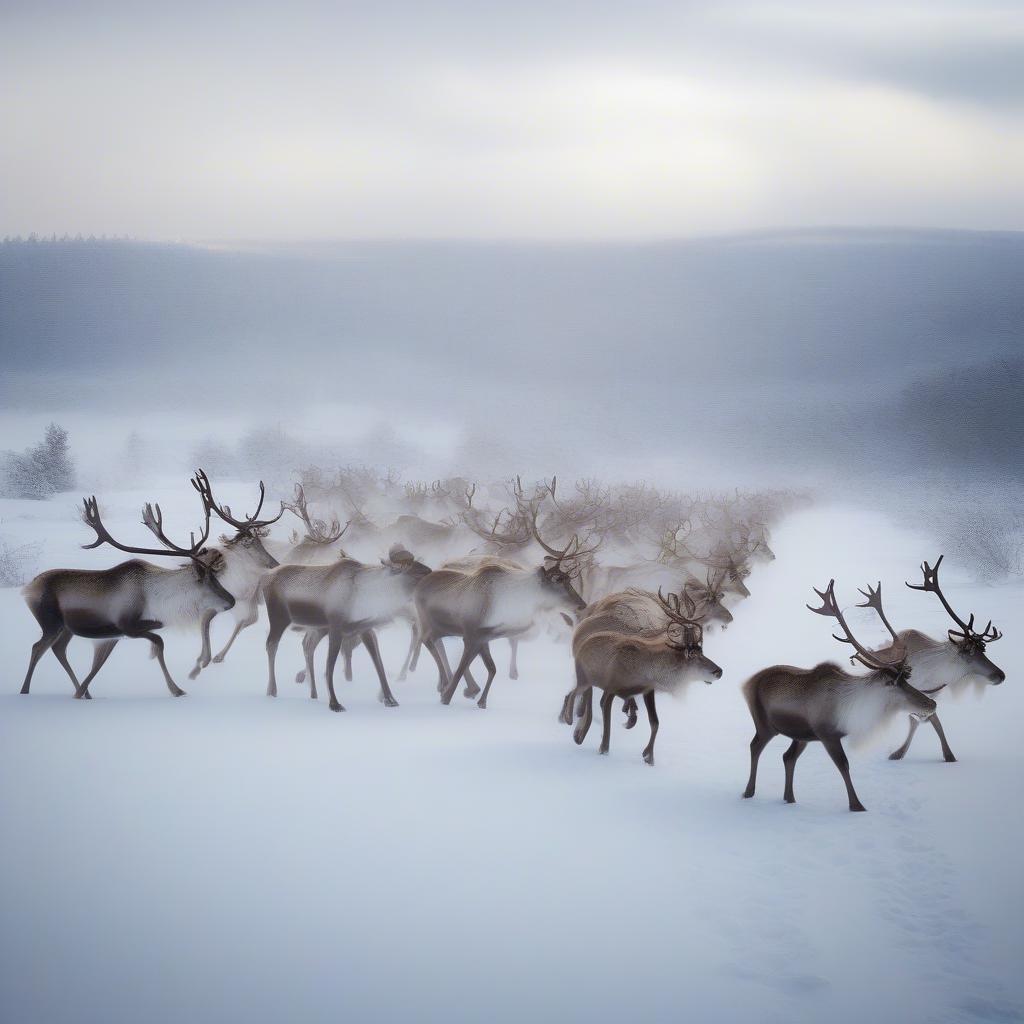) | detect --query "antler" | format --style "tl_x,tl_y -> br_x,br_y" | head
191,469 -> 284,534
808,579 -> 905,674
284,484 -> 348,545
655,587 -> 704,648
529,506 -> 599,569
856,581 -> 899,643
83,495 -> 211,561
906,555 -> 1000,643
